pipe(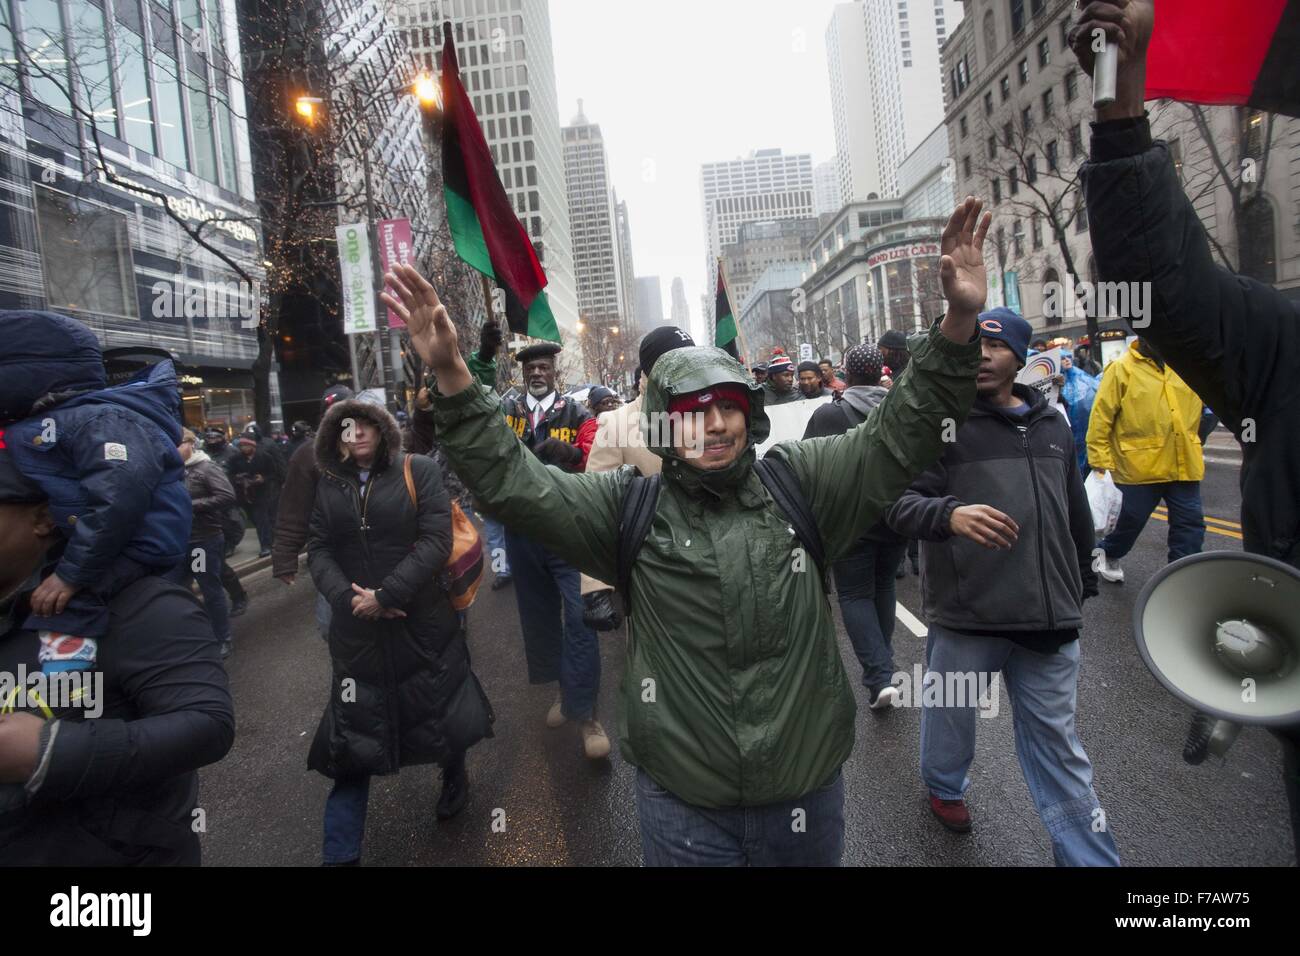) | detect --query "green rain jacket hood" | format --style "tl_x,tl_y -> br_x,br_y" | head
431,325 -> 980,807
640,345 -> 768,499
